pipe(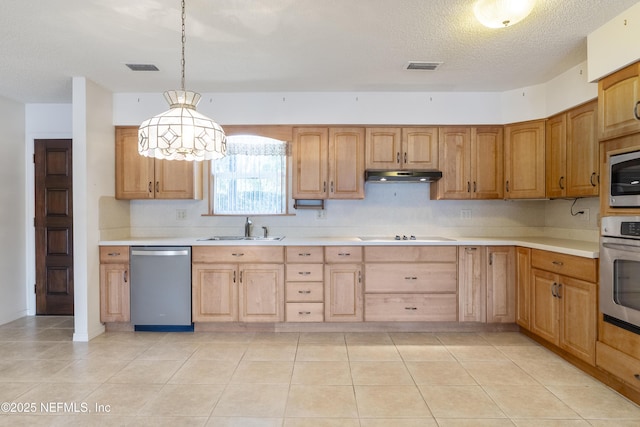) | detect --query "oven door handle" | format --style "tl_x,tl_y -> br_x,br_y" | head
602,242 -> 640,253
